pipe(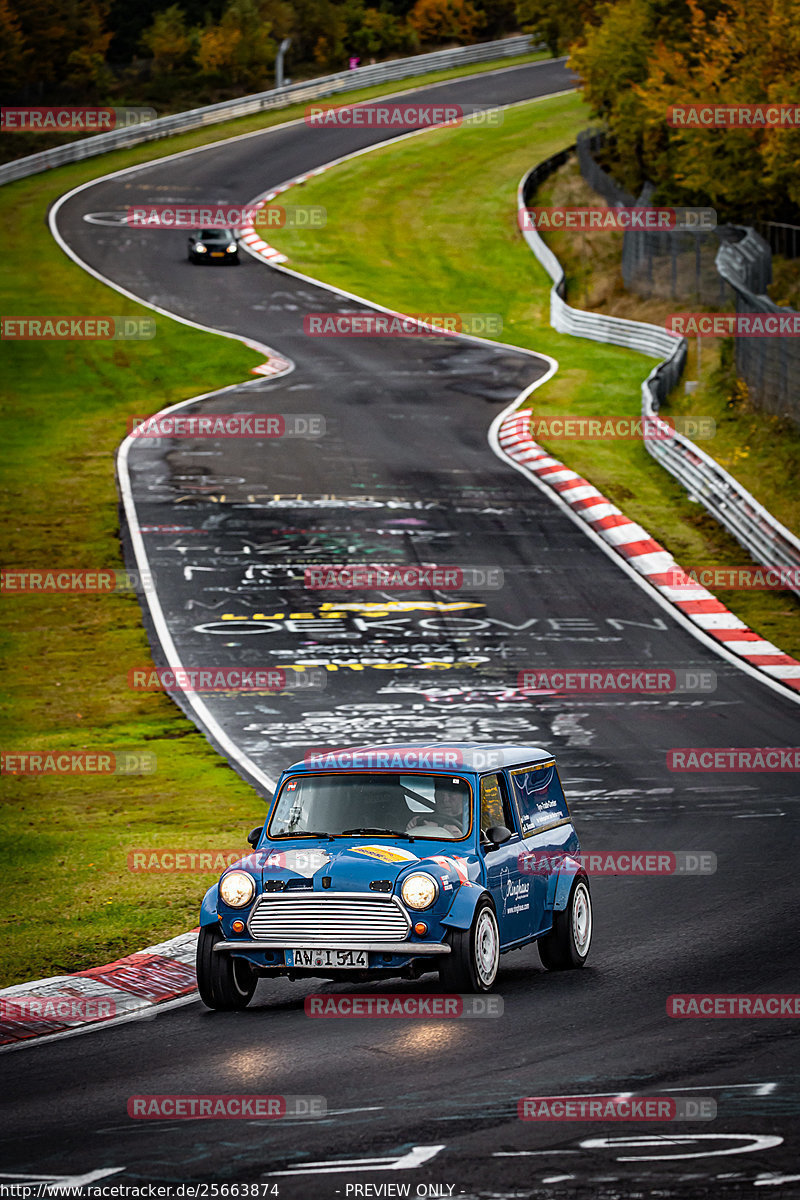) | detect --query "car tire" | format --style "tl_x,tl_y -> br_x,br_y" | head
196,924 -> 257,1010
538,876 -> 592,970
438,896 -> 499,992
